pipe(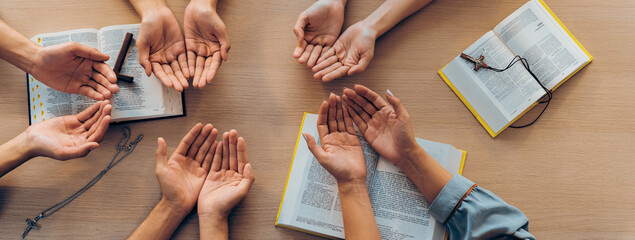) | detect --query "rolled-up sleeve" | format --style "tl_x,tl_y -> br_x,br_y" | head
429,175 -> 535,240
